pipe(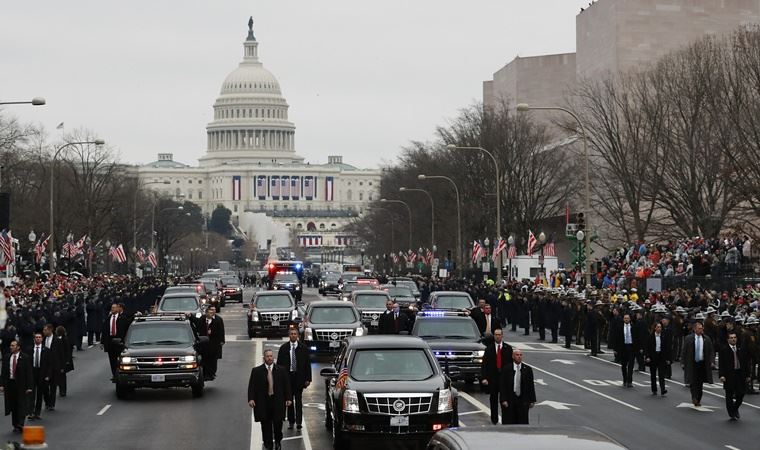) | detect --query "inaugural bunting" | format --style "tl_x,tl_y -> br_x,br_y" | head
257,176 -> 266,200
232,176 -> 242,201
